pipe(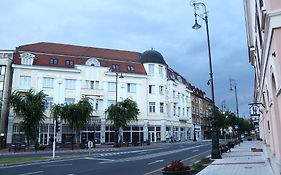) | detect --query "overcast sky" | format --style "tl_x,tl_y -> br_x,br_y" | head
0,0 -> 253,117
